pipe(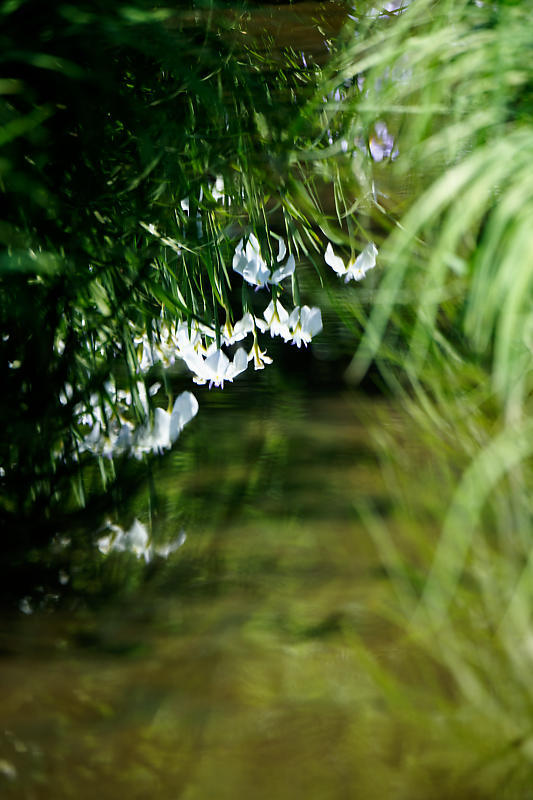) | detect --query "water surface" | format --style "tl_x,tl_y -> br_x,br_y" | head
0,387 -> 424,800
